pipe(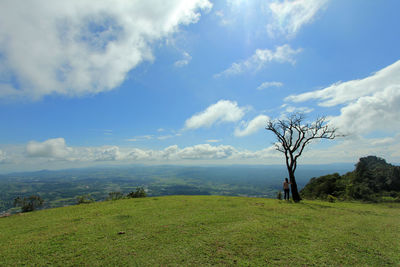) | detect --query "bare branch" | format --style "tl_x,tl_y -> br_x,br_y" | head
266,113 -> 338,171
265,112 -> 340,202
